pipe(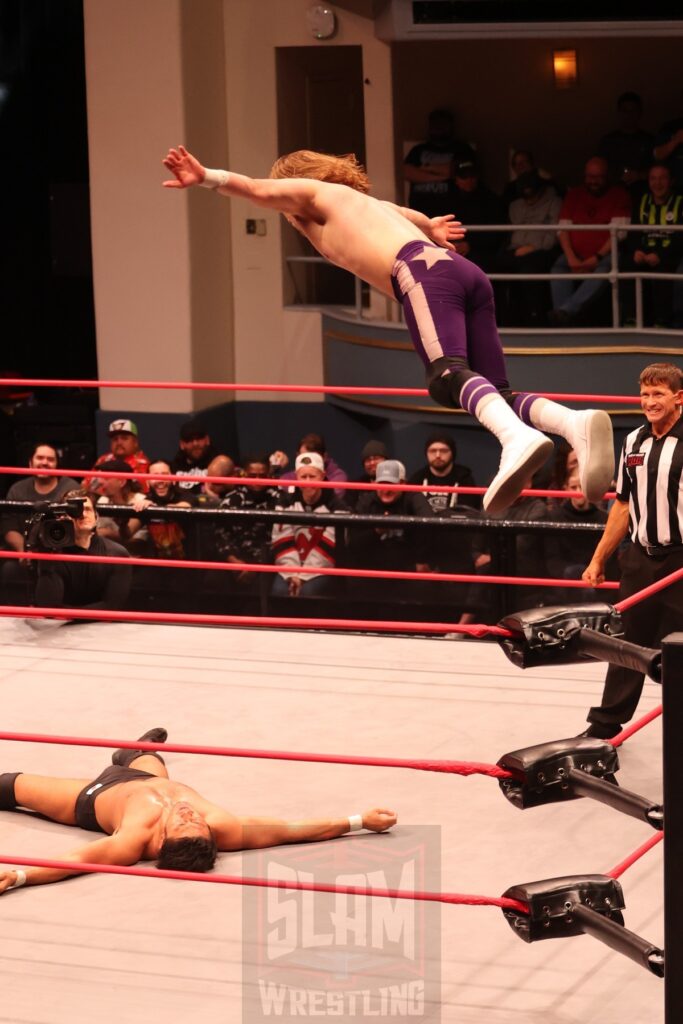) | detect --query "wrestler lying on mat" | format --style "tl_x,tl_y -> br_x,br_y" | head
0,729 -> 397,892
161,145 -> 614,515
